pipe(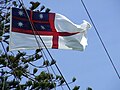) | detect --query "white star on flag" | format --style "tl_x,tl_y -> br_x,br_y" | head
39,14 -> 43,19
41,25 -> 45,30
10,8 -> 92,51
18,11 -> 24,16
18,22 -> 23,27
